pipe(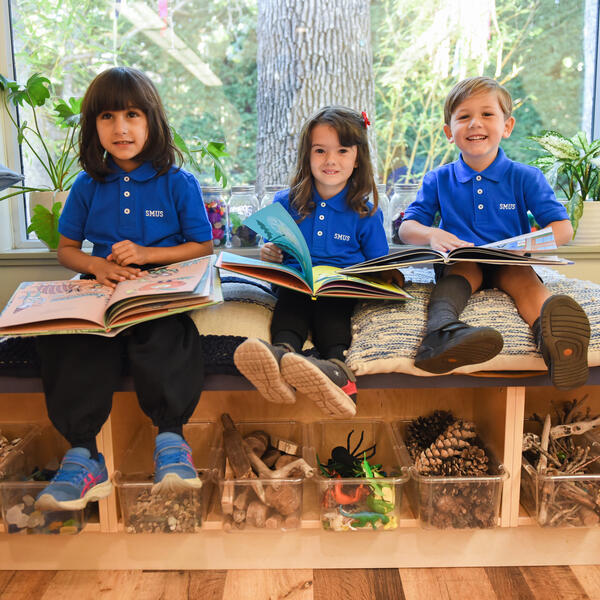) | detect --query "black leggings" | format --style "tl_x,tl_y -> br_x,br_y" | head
270,288 -> 356,361
35,314 -> 203,448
